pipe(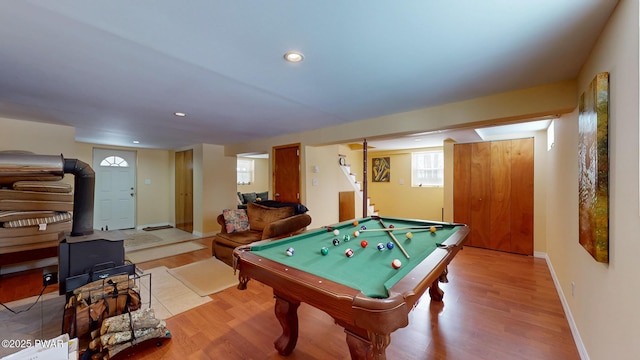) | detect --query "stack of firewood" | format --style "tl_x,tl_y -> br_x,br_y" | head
88,308 -> 168,359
